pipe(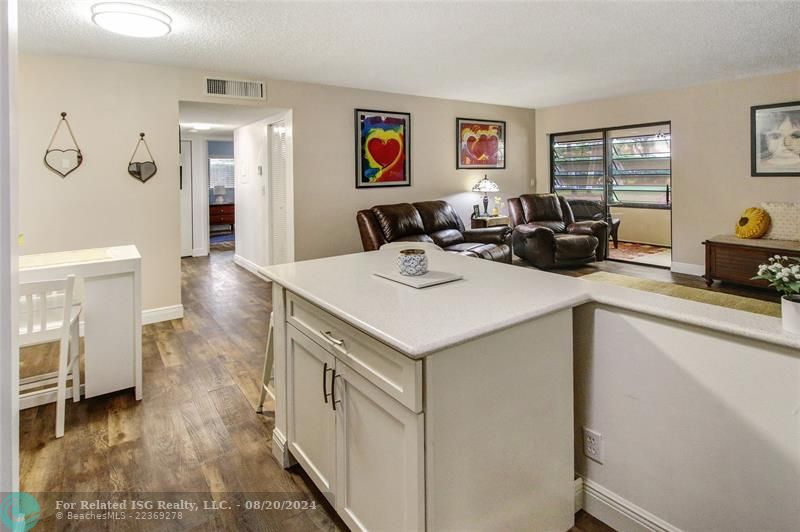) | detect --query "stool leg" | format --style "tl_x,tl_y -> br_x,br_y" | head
55,335 -> 69,438
71,320 -> 81,403
257,313 -> 274,413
